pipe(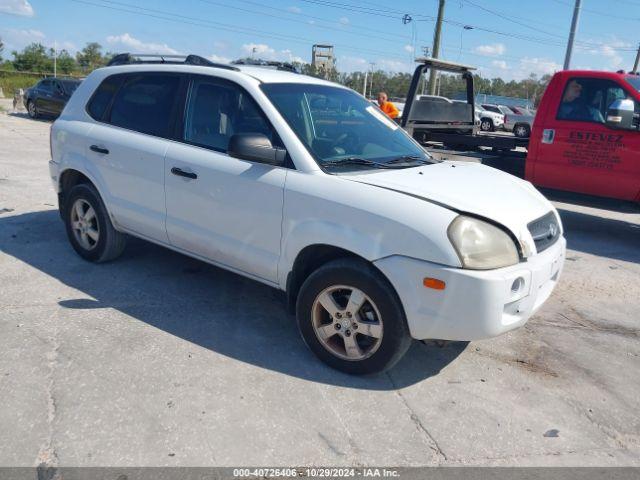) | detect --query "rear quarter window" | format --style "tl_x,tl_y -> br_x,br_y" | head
108,74 -> 181,137
87,75 -> 123,121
